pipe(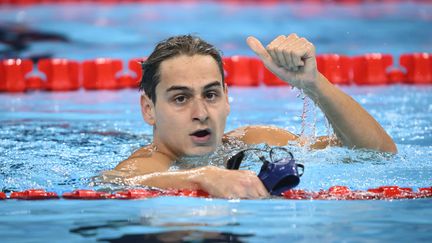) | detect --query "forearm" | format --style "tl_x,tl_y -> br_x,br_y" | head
305,73 -> 397,153
123,167 -> 207,190
105,166 -> 269,199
